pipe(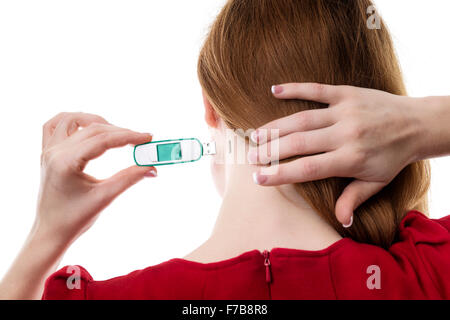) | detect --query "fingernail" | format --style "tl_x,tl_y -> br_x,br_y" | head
247,150 -> 258,165
271,85 -> 283,95
251,130 -> 259,144
343,215 -> 354,229
253,172 -> 267,185
145,169 -> 157,178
